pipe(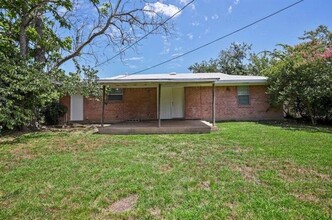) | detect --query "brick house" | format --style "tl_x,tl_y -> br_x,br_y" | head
60,73 -> 282,126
